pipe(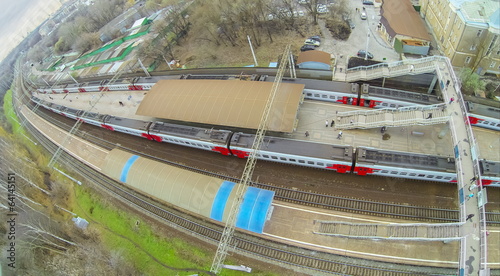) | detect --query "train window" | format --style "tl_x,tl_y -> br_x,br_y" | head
314,94 -> 320,97
426,175 -> 434,178
390,104 -> 396,108
185,141 -> 191,145
307,161 -> 314,165
298,160 -> 305,163
391,171 -> 398,174
382,103 -> 388,106
271,156 -> 278,160
280,157 -> 287,161
444,177 -> 452,180
418,174 -> 425,177
263,155 -> 270,158
400,172 -> 407,175
490,122 -> 495,125
436,176 -> 443,179
307,93 -> 312,96
381,170 -> 389,173
317,162 -> 324,166
321,95 -> 327,98
290,159 -> 296,162
329,95 -> 336,99
409,173 -> 416,176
